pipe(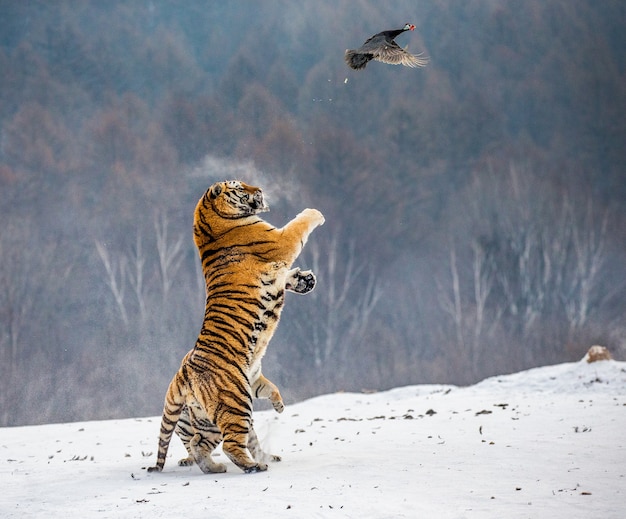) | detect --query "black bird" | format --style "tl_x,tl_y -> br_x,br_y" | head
345,23 -> 429,70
